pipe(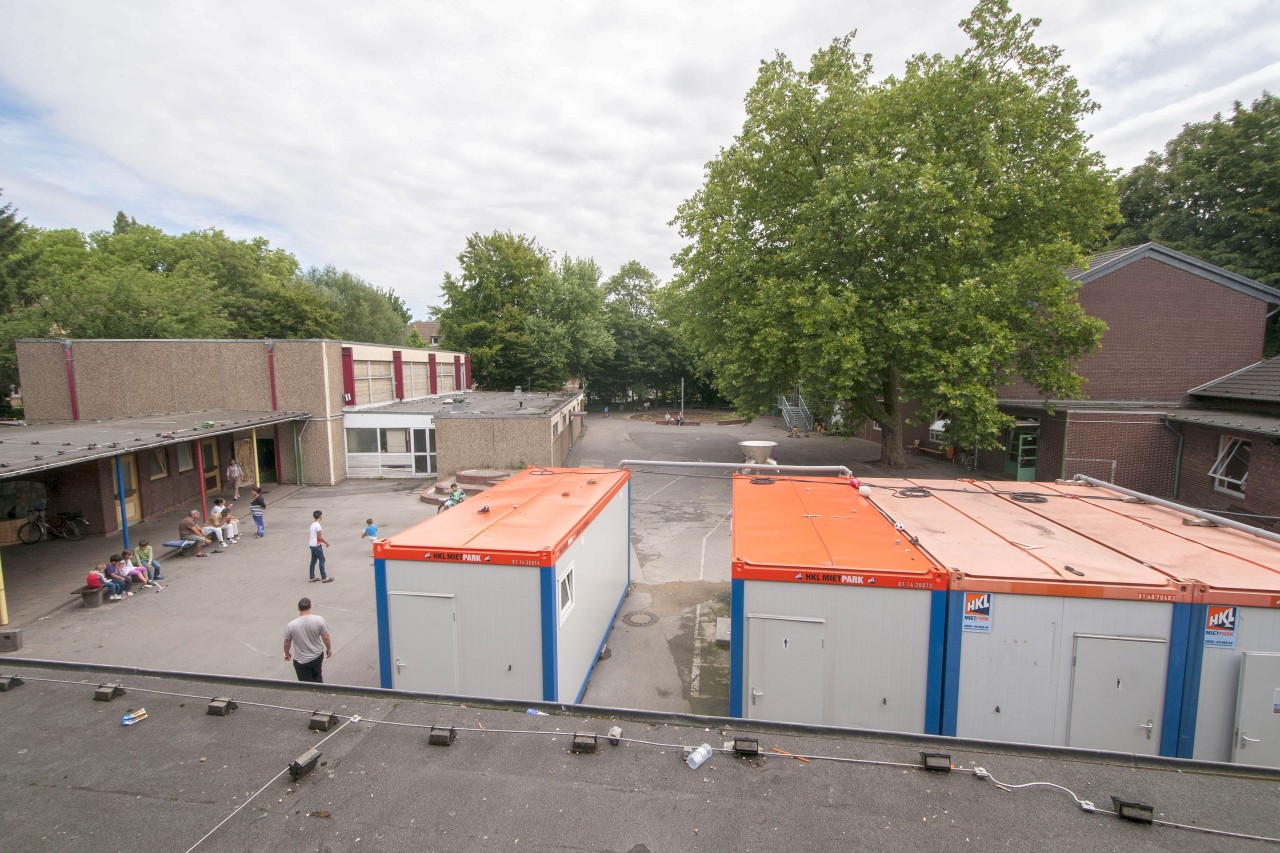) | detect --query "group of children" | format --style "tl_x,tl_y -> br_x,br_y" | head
85,541 -> 165,600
